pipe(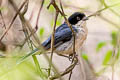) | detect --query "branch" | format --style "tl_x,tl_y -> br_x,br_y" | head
87,2 -> 120,18
9,0 -> 41,47
0,0 -> 28,41
49,57 -> 78,80
47,0 -> 76,56
21,0 -> 44,48
35,0 -> 44,31
48,10 -> 59,76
